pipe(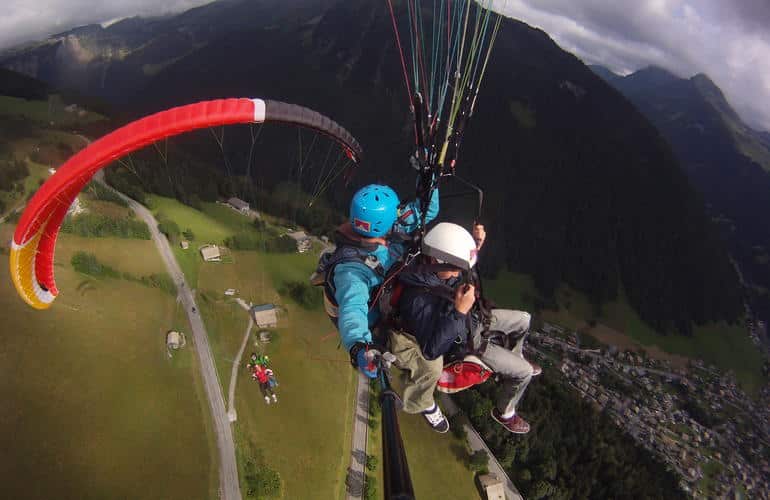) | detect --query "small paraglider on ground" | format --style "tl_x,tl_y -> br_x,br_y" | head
247,353 -> 279,405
